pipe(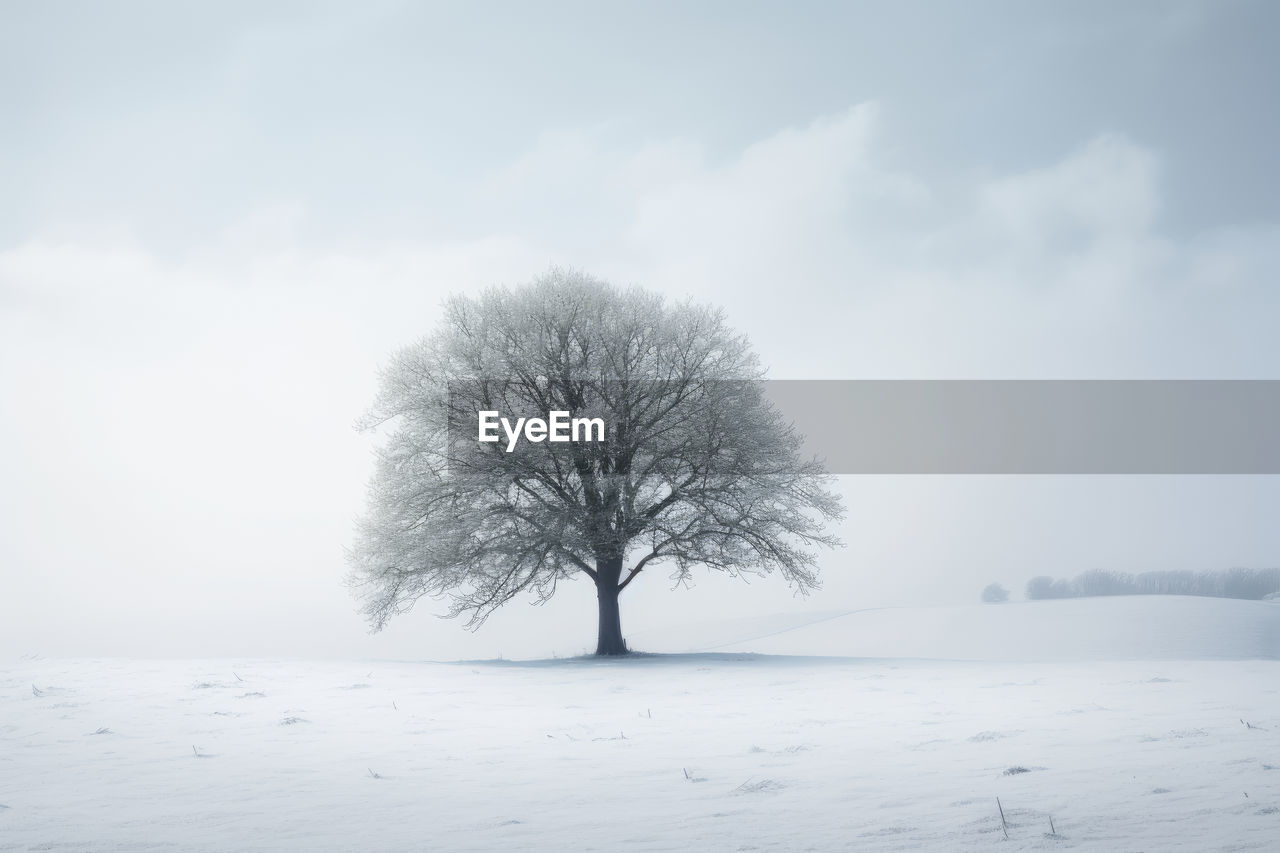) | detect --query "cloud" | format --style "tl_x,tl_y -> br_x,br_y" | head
0,227 -> 552,656
535,106 -> 1277,379
4,103 -> 1279,656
